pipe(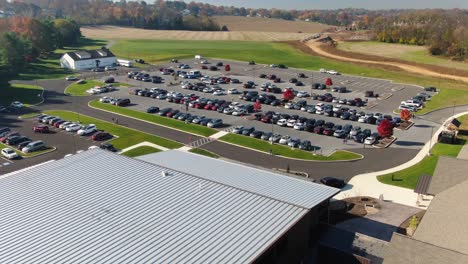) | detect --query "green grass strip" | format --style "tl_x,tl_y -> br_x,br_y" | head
189,148 -> 219,158
121,146 -> 162,157
43,110 -> 182,150
90,100 -> 217,137
219,133 -> 362,161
